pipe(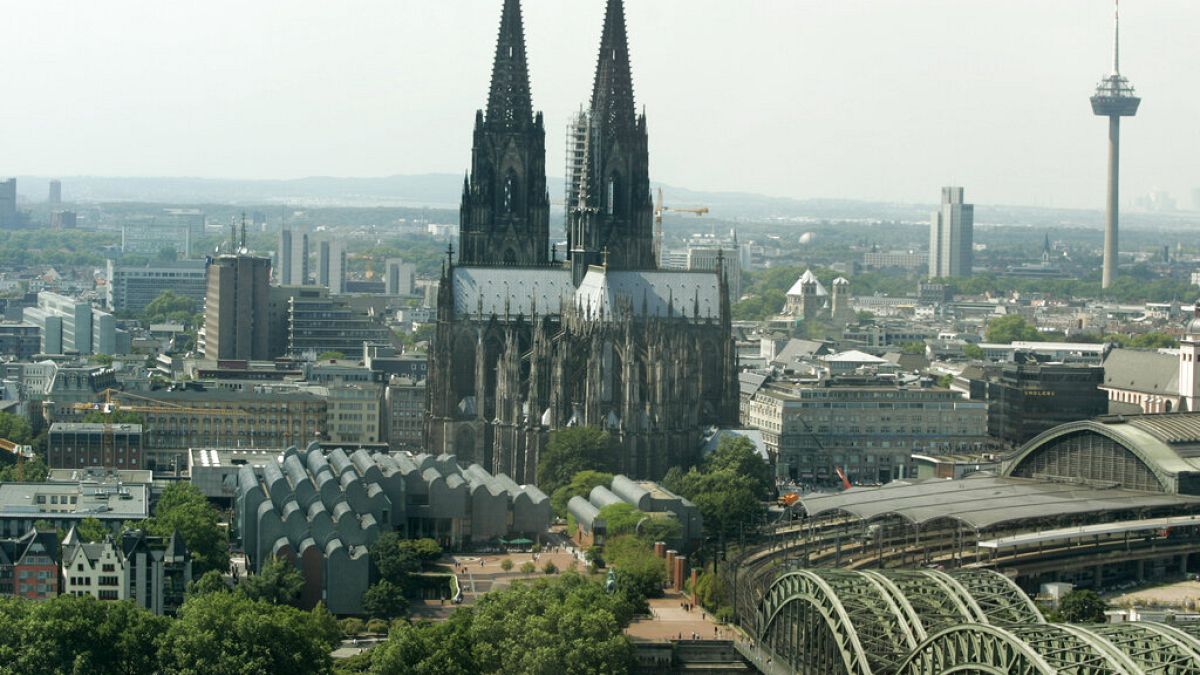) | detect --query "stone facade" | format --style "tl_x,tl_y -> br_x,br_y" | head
425,0 -> 737,483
